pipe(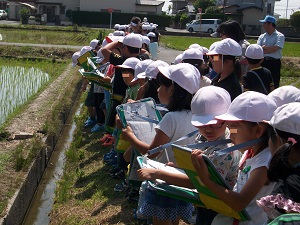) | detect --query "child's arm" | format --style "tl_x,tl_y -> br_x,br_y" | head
138,168 -> 195,188
191,150 -> 268,212
122,126 -> 169,155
